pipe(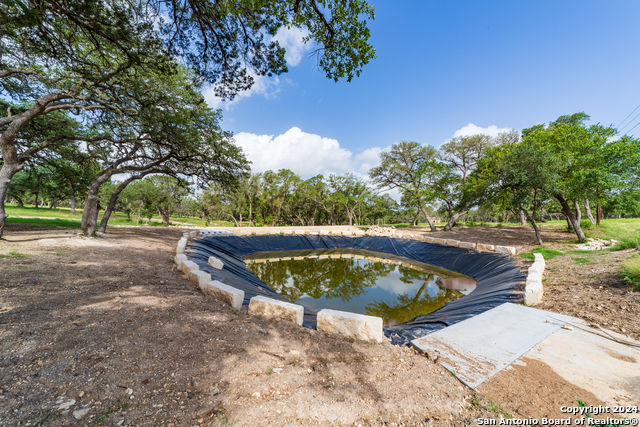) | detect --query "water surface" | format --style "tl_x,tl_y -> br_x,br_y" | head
246,249 -> 476,326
